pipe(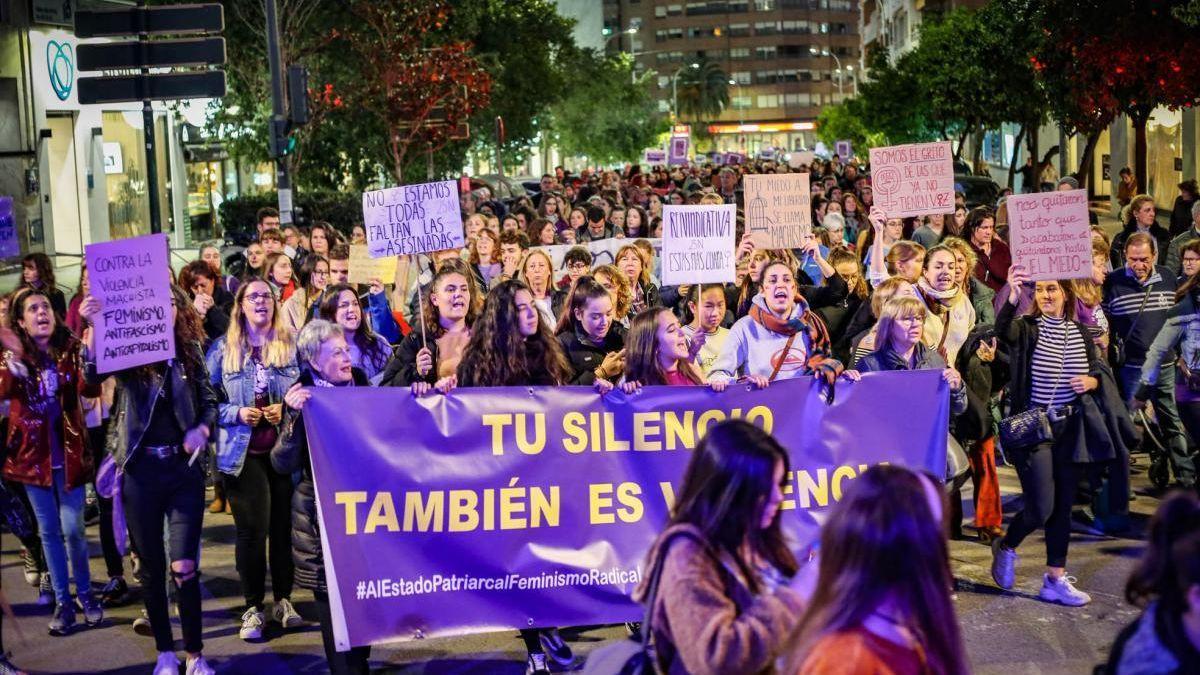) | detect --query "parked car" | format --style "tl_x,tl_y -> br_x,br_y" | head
469,174 -> 529,204
954,175 -> 1001,209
